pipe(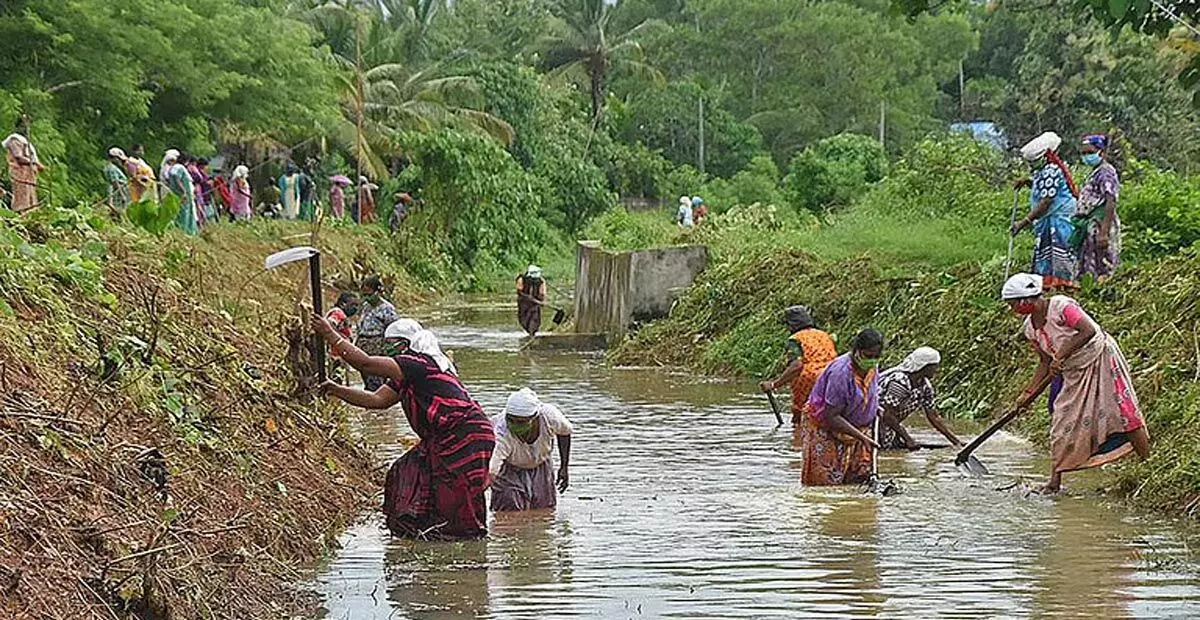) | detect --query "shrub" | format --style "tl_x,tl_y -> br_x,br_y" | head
702,155 -> 786,213
783,133 -> 888,212
1120,161 -> 1200,259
